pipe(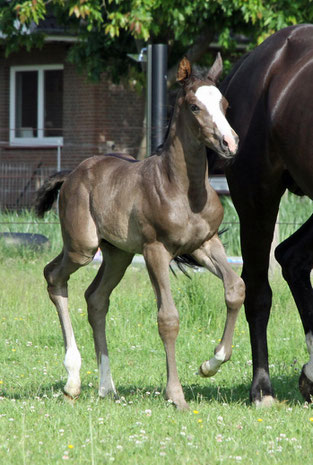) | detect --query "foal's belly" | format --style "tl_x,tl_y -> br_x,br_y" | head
95,209 -> 219,257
